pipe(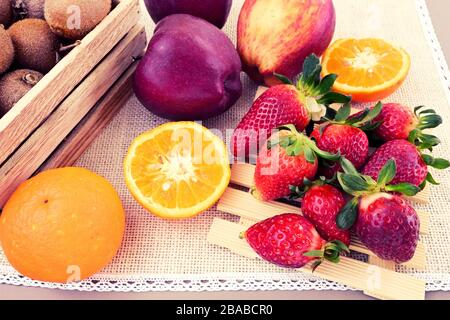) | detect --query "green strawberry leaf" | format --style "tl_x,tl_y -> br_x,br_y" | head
310,260 -> 323,272
431,158 -> 450,169
289,185 -> 305,199
384,183 -> 421,196
377,159 -> 396,186
417,114 -> 443,130
303,250 -> 324,258
416,134 -> 441,150
325,106 -> 338,120
329,240 -> 351,254
324,252 -> 340,263
408,129 -> 421,145
426,172 -> 439,185
304,147 -> 317,163
274,73 -> 293,85
317,74 -> 338,95
414,105 -> 425,115
422,154 -> 433,165
279,136 -> 291,148
336,198 -> 359,230
422,154 -> 450,169
334,103 -> 352,122
340,157 -> 359,175
346,108 -> 370,125
360,101 -> 383,123
300,54 -> 321,86
418,109 -> 437,115
317,92 -> 351,105
359,121 -> 382,131
338,173 -> 372,194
